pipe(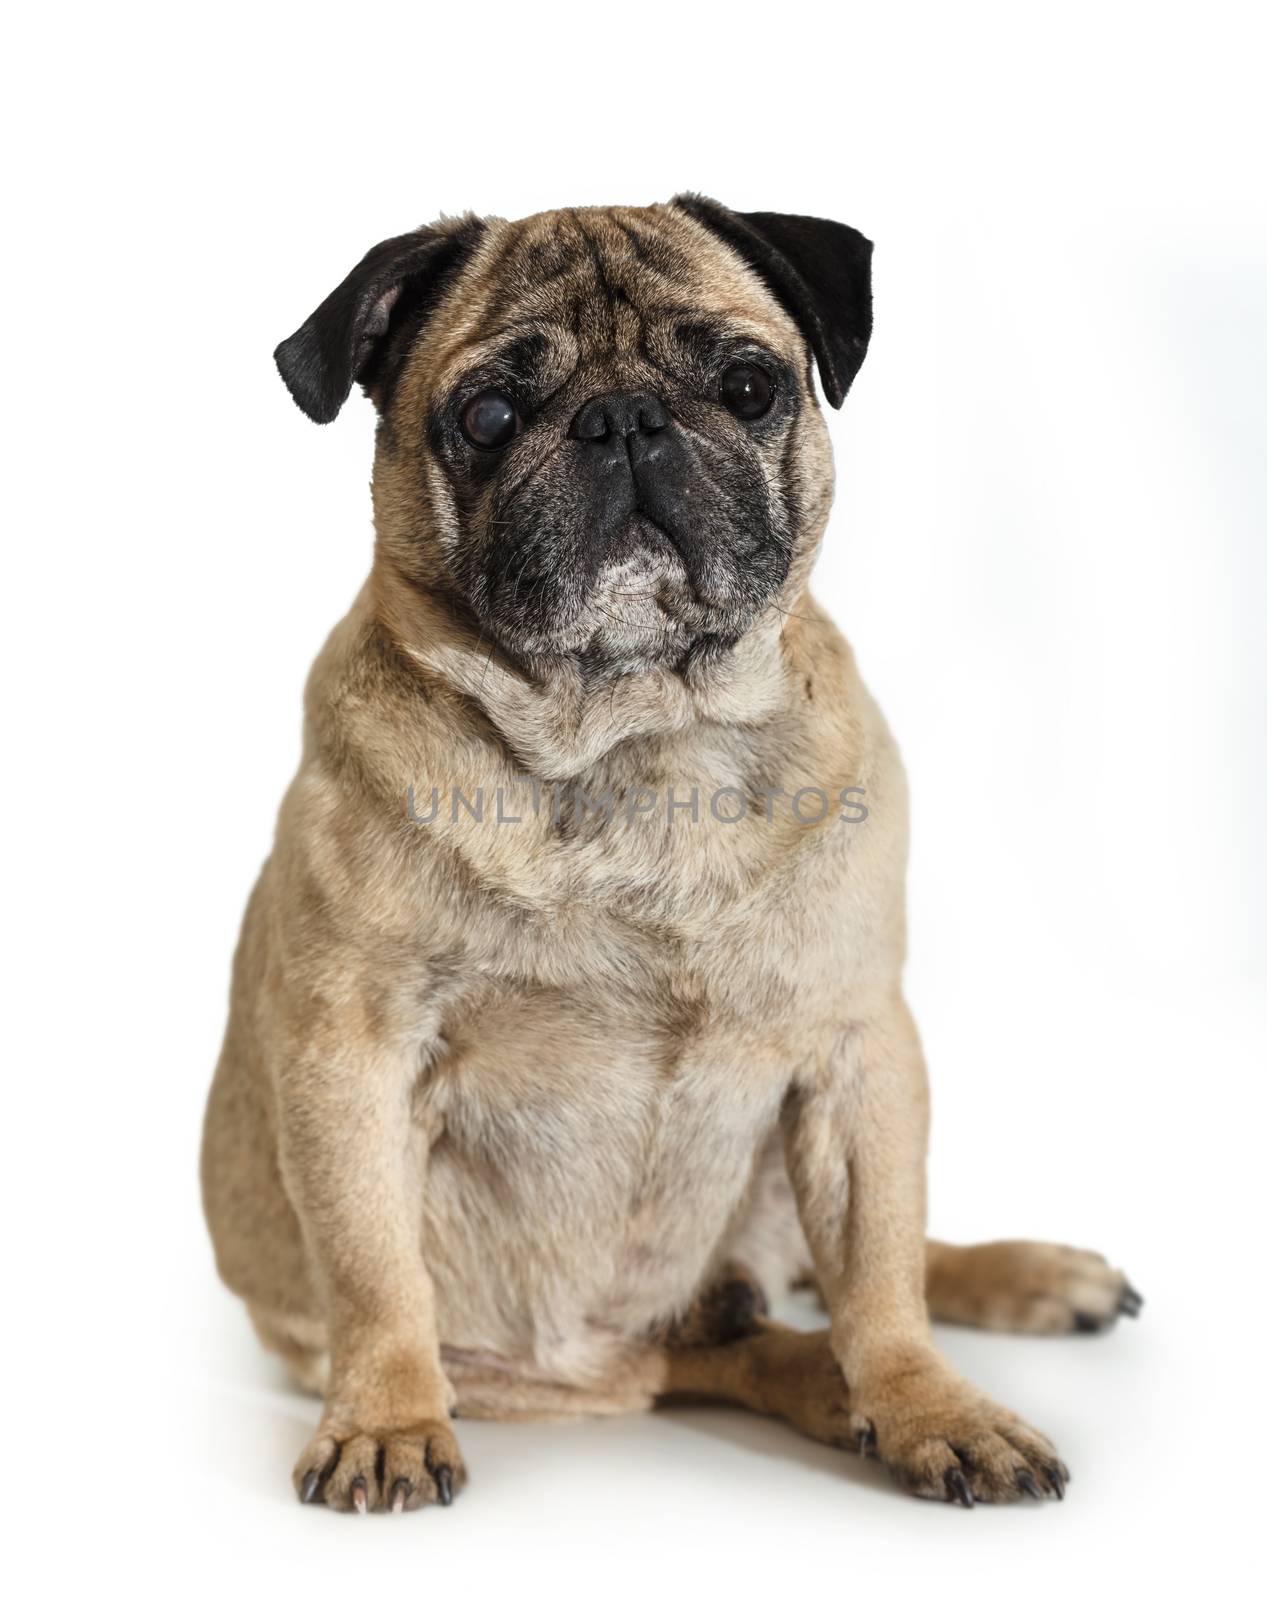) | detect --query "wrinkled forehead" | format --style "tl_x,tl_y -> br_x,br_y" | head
419,204 -> 799,386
